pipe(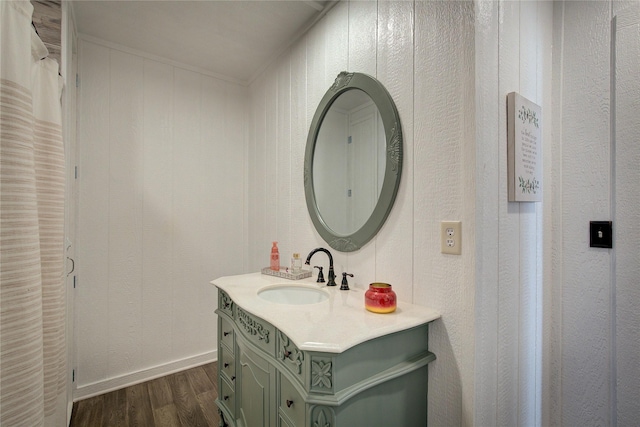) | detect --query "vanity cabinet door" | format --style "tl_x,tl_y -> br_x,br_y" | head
238,343 -> 276,427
